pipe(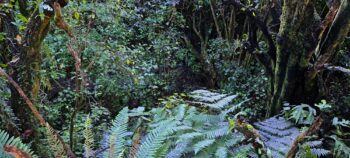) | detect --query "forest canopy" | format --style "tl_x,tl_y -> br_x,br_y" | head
0,0 -> 350,157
